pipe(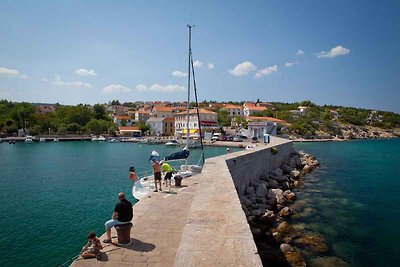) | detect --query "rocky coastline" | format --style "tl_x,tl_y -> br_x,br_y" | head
239,149 -> 349,267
